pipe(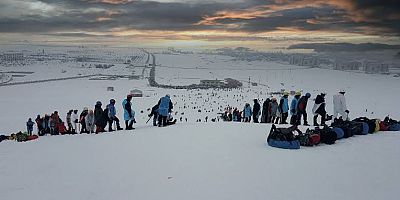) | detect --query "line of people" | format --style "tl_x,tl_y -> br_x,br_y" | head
221,90 -> 349,126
